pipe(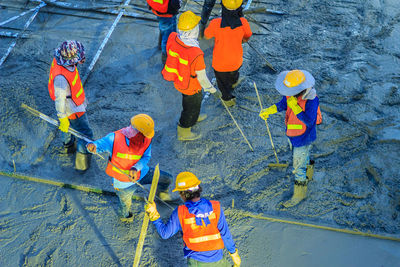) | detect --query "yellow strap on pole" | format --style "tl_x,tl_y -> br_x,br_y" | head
253,82 -> 281,164
132,164 -> 160,267
219,97 -> 254,151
